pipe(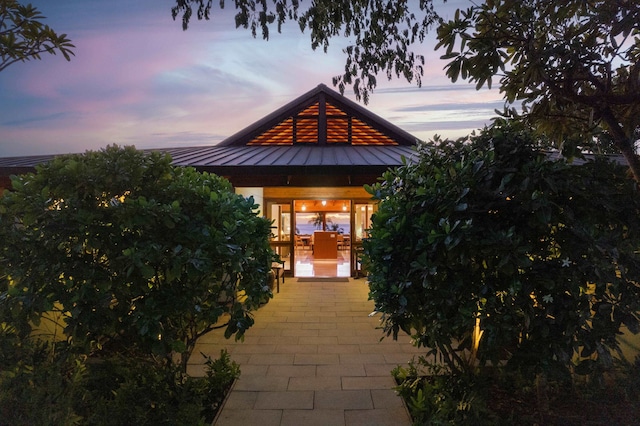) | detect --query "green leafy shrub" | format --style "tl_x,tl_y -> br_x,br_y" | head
79,350 -> 239,425
0,329 -> 86,426
0,145 -> 275,371
365,120 -> 640,381
0,145 -> 265,424
393,357 -> 494,425
0,326 -> 239,425
199,350 -> 242,421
